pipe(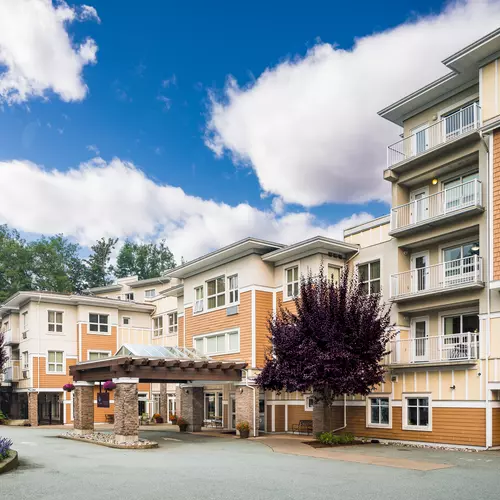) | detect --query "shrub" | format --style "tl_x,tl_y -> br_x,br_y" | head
176,416 -> 188,426
318,432 -> 355,445
0,410 -> 8,422
236,421 -> 250,432
0,437 -> 13,460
